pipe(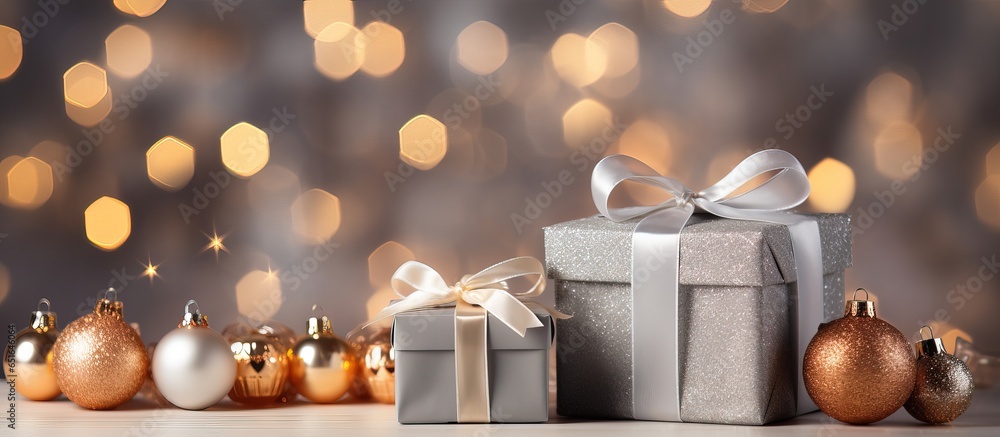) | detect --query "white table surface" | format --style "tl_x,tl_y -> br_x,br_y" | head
12,388 -> 999,436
